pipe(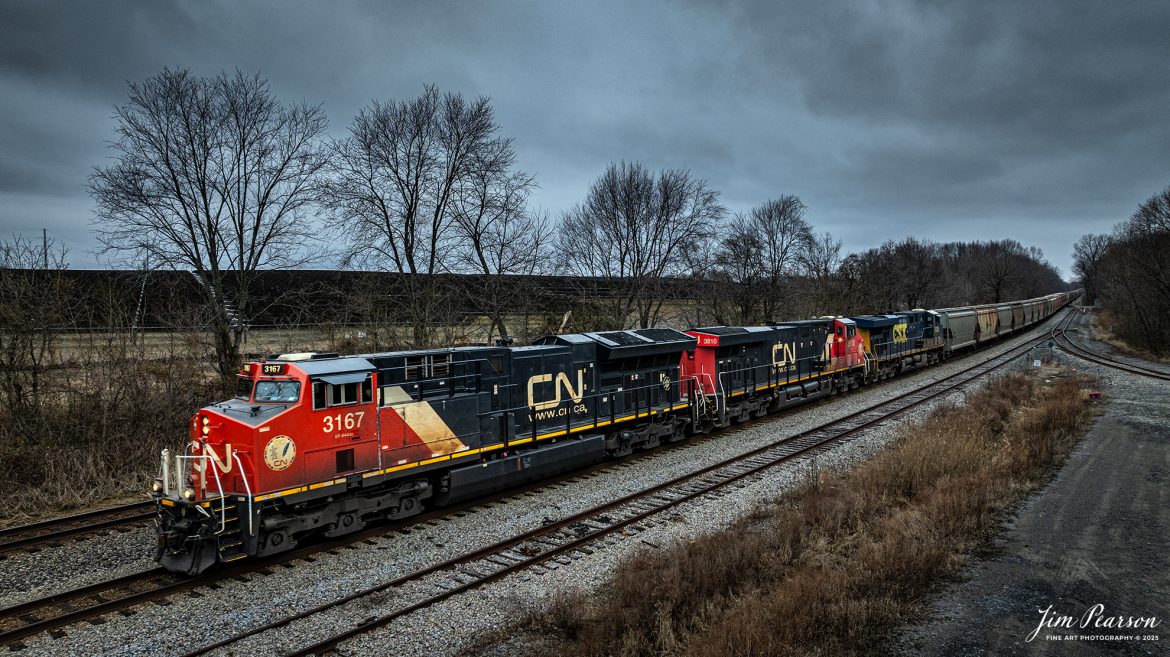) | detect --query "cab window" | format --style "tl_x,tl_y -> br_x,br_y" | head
235,377 -> 254,400
254,380 -> 301,403
331,382 -> 360,405
312,376 -> 373,409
